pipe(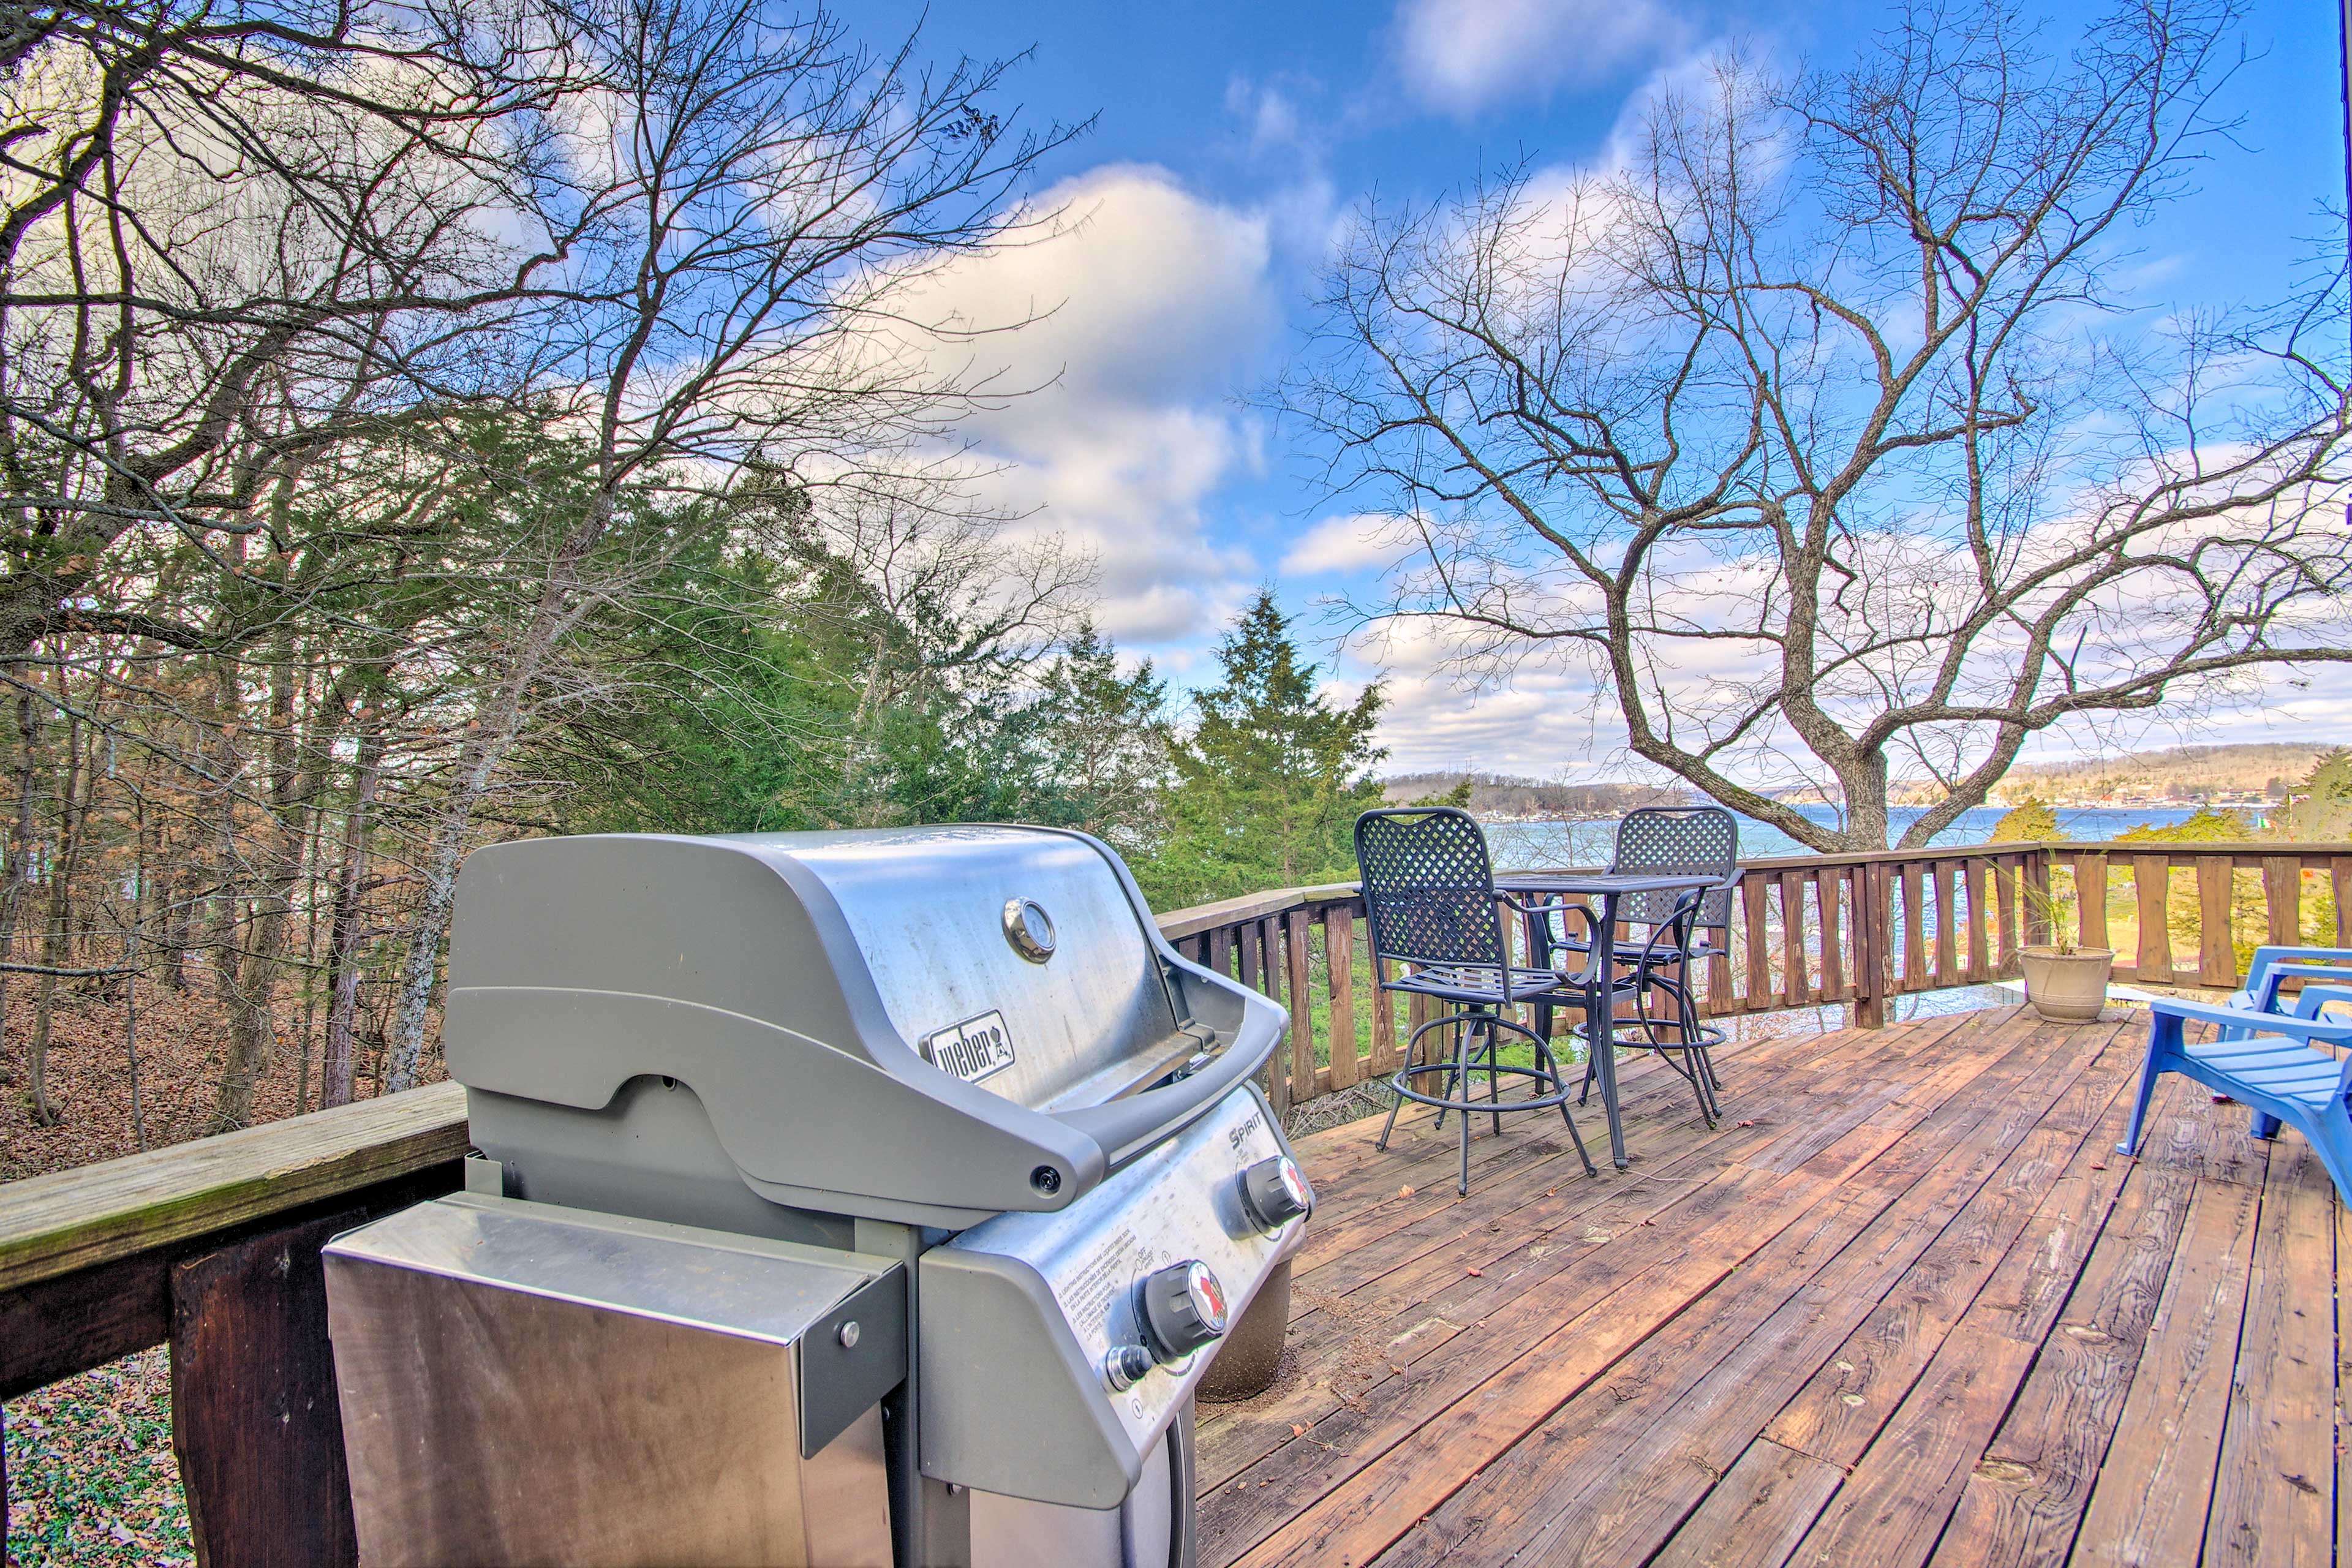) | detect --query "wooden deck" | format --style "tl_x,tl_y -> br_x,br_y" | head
1196,1004 -> 2340,1567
